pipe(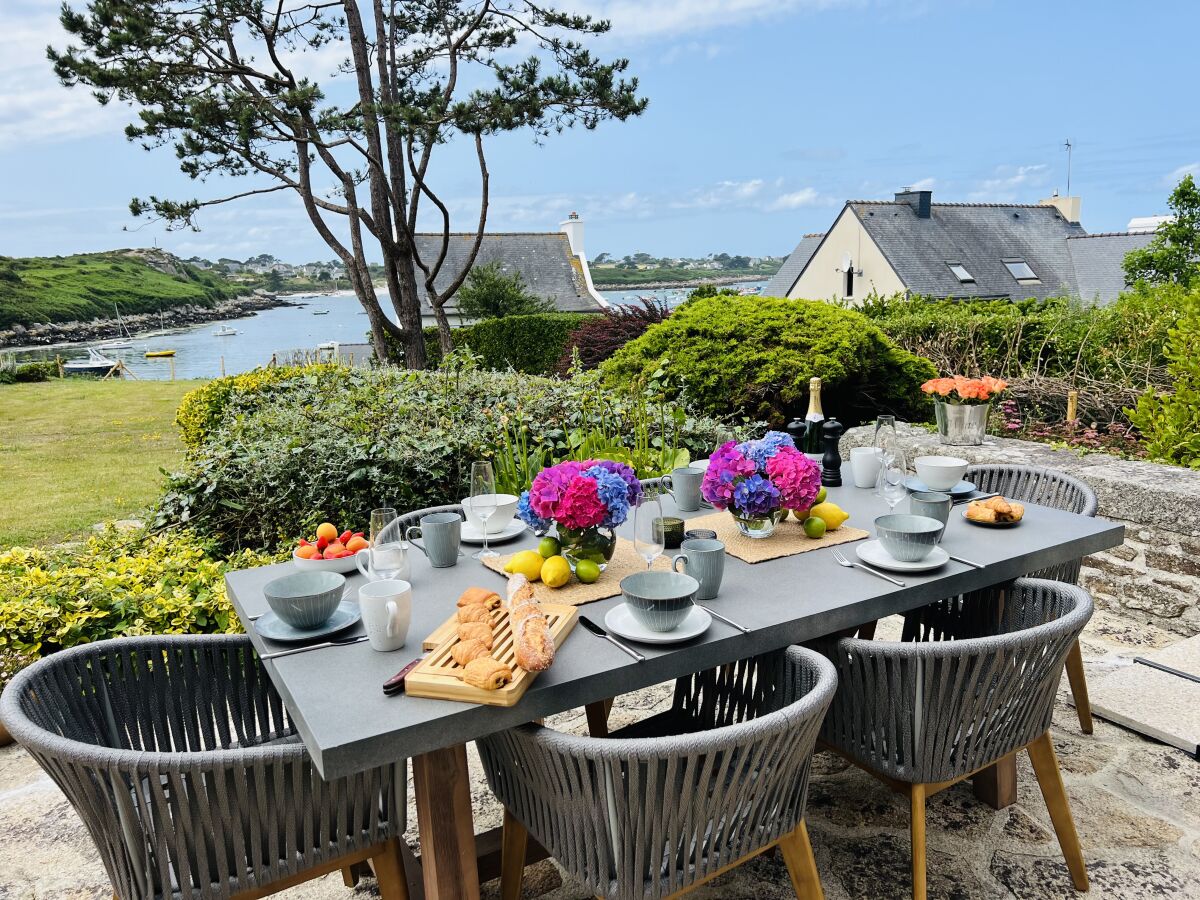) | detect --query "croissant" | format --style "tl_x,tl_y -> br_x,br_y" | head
456,621 -> 494,648
457,587 -> 501,611
505,573 -> 555,672
462,657 -> 513,691
456,604 -> 491,624
451,638 -> 491,667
